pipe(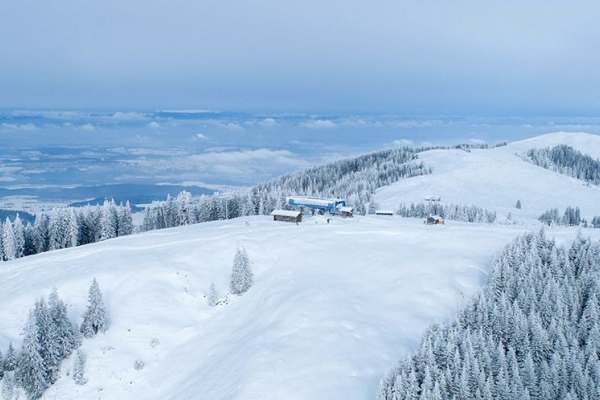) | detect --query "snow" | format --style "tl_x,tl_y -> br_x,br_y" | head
0,132 -> 599,399
376,132 -> 600,222
1,216 -> 598,399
